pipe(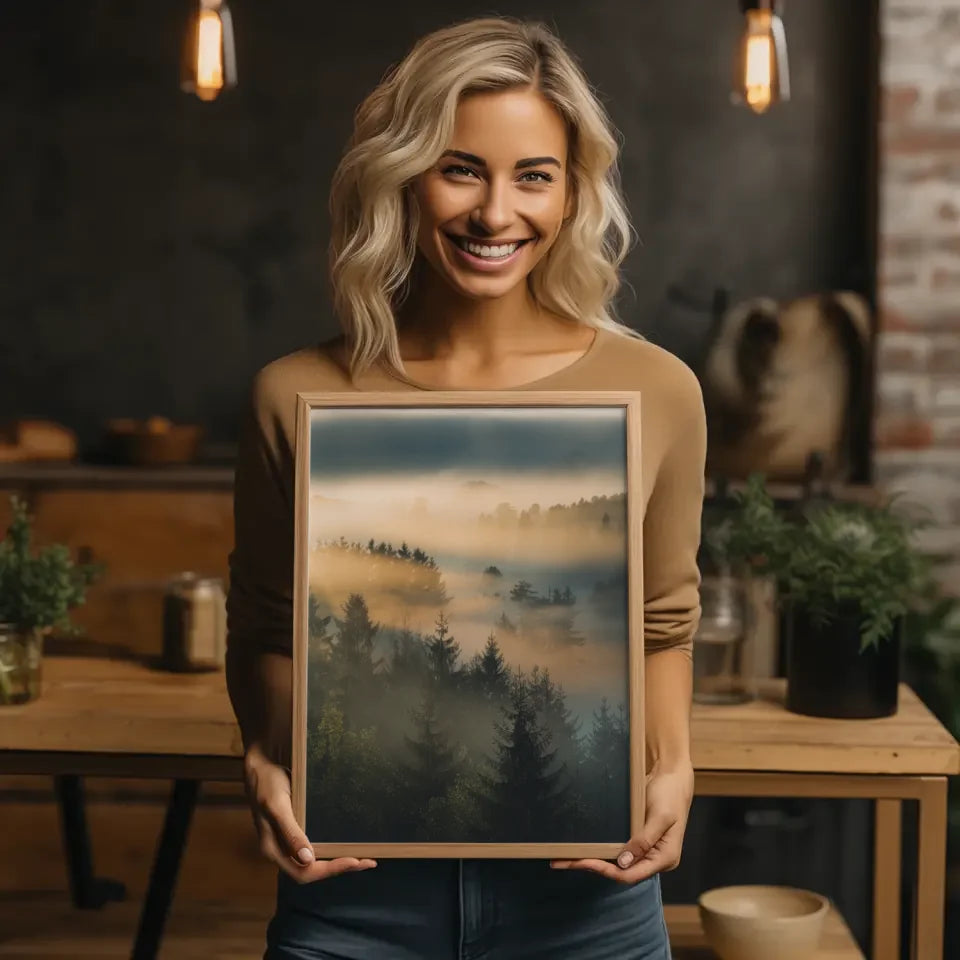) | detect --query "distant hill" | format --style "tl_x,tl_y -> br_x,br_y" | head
479,492 -> 626,531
